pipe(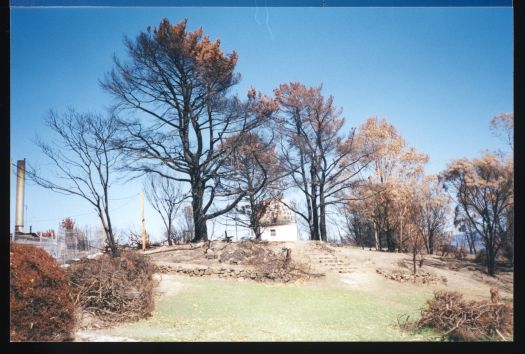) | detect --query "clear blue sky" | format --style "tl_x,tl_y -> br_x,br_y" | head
10,7 -> 513,240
